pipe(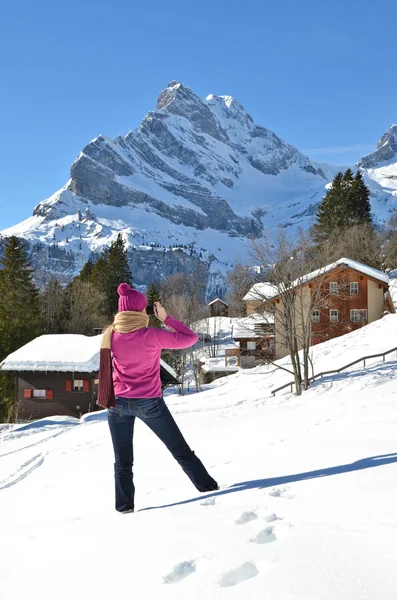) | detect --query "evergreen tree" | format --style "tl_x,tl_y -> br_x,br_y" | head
0,236 -> 41,420
312,172 -> 346,243
146,282 -> 161,328
91,234 -> 132,318
312,169 -> 372,243
78,258 -> 95,283
0,236 -> 41,357
347,170 -> 372,225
